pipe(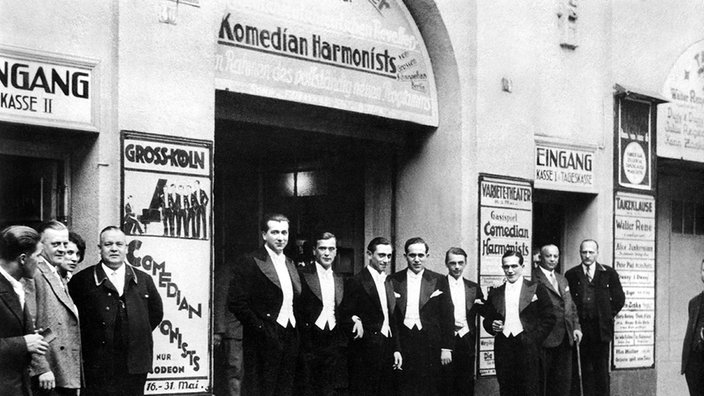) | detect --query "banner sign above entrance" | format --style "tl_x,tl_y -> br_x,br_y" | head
0,46 -> 97,132
534,142 -> 596,193
657,39 -> 704,162
215,0 -> 439,126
